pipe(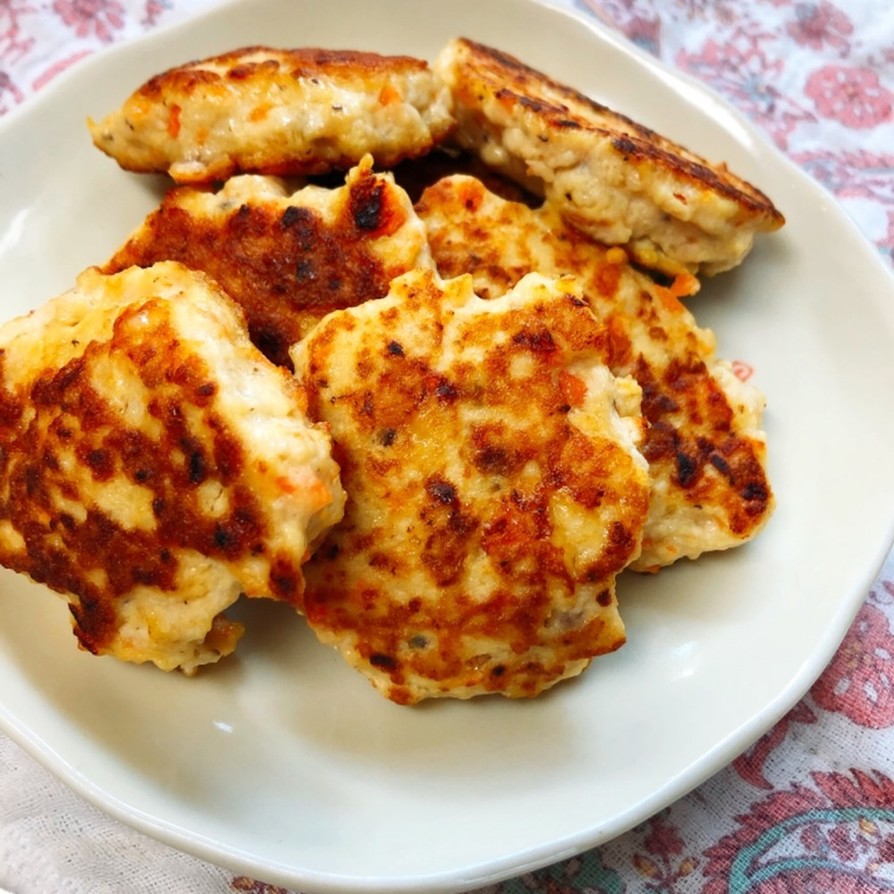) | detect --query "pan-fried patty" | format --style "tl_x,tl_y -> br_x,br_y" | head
89,46 -> 455,183
104,157 -> 433,368
291,268 -> 650,704
0,262 -> 345,672
434,37 -> 784,276
416,175 -> 773,570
